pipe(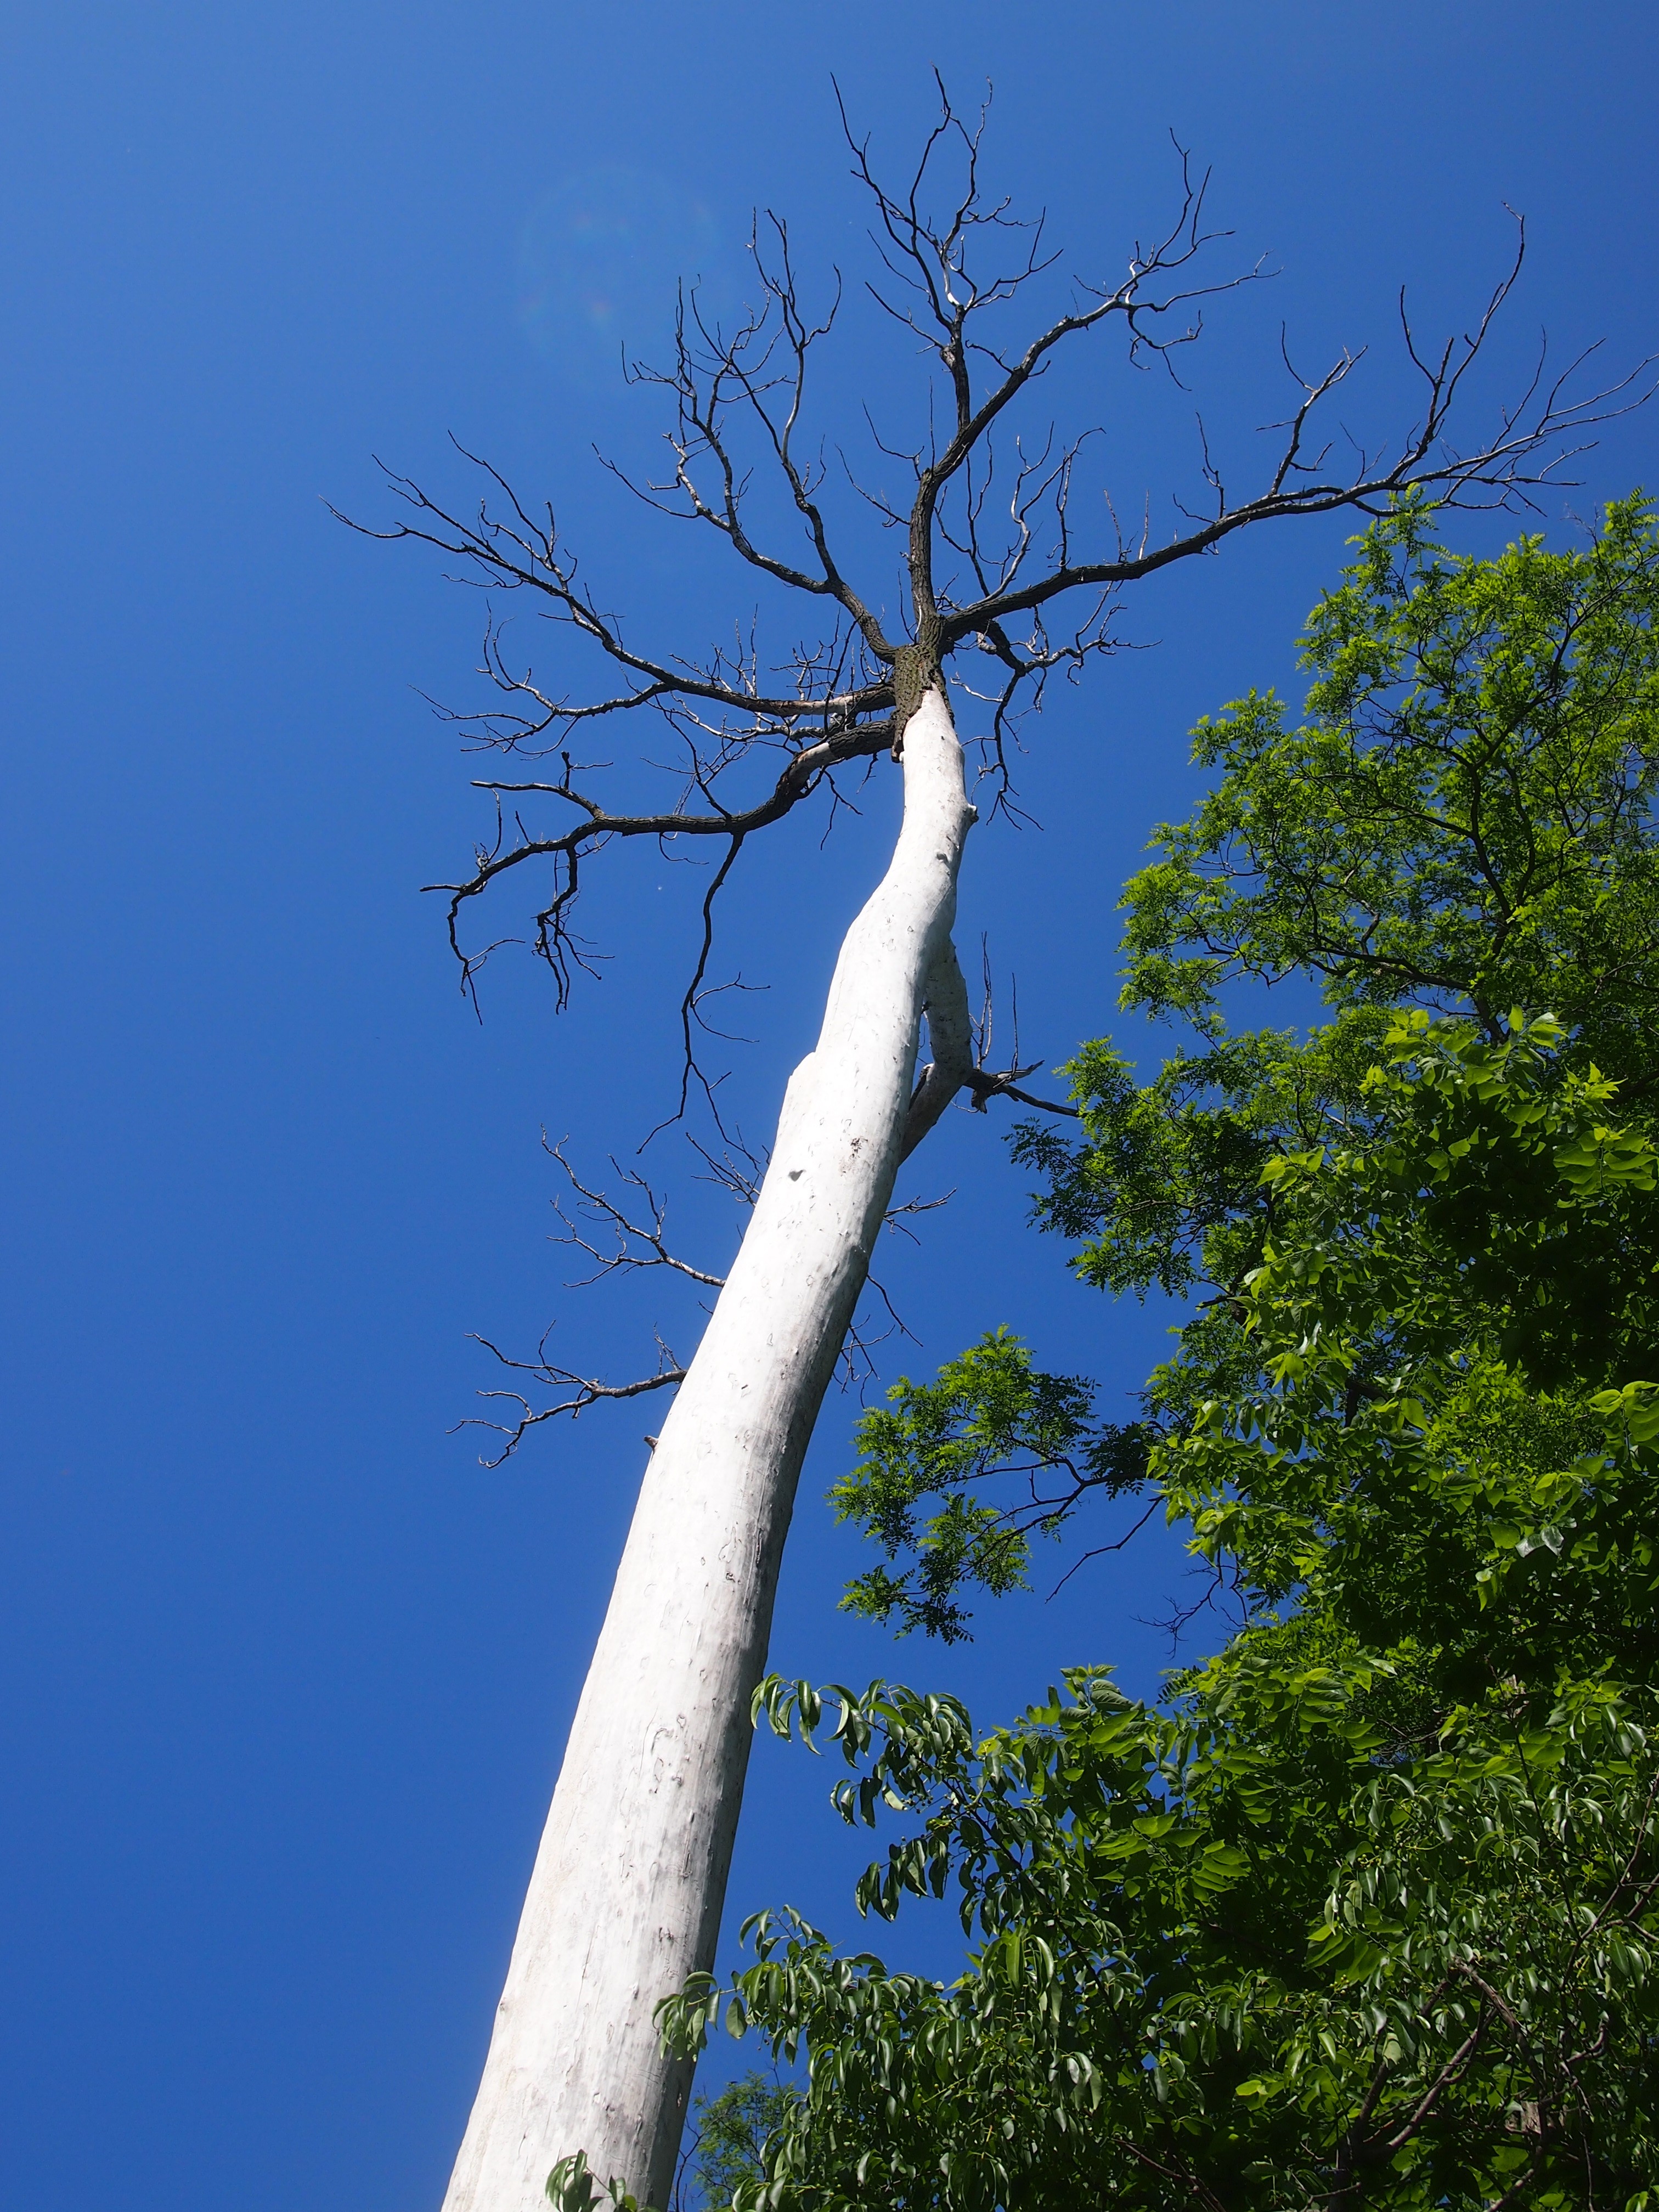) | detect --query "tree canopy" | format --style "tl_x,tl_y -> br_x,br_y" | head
1120,493 -> 1659,1057
834,495 -> 1659,1638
